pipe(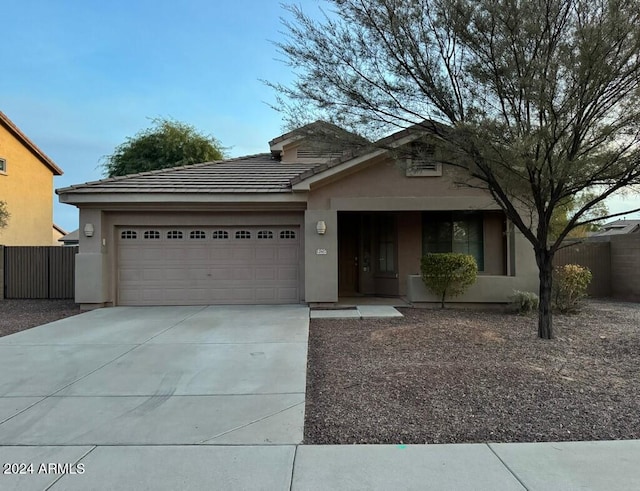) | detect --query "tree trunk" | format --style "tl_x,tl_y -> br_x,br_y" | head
536,248 -> 554,339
